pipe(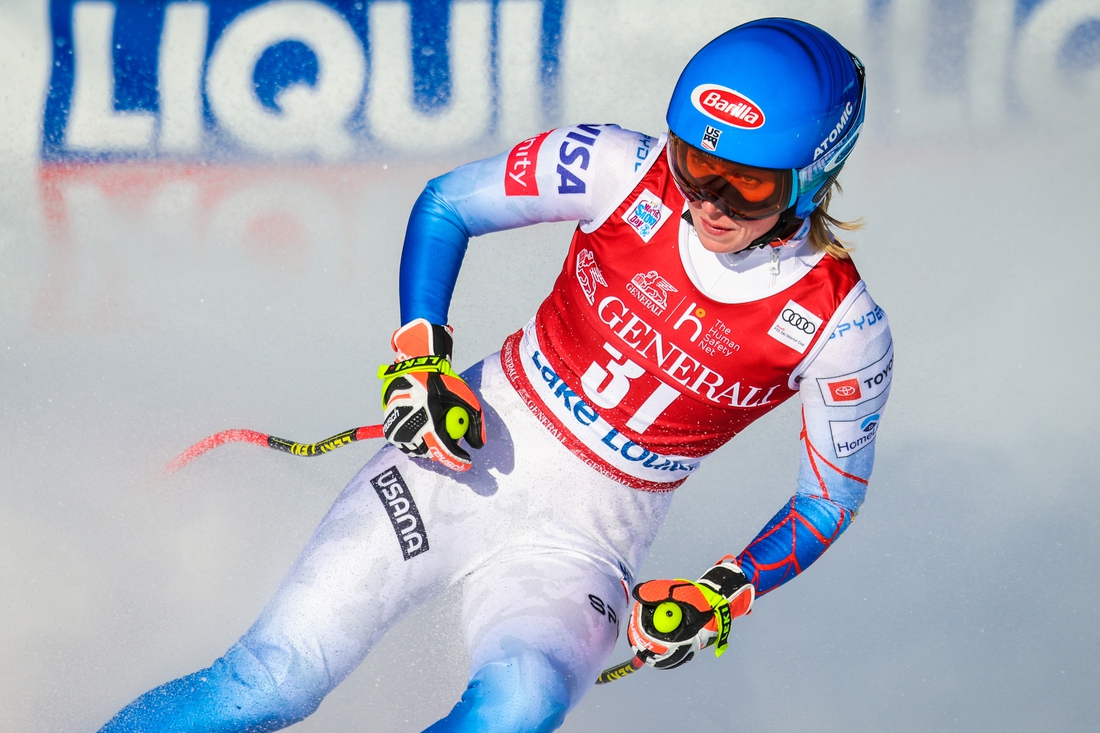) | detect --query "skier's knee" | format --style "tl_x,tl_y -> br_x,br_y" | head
98,641 -> 326,732
427,643 -> 570,733
218,639 -> 328,723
